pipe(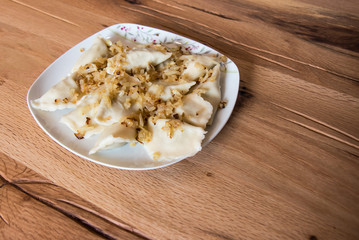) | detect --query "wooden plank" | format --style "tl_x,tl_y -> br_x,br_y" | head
0,0 -> 358,239
0,153 -> 146,239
